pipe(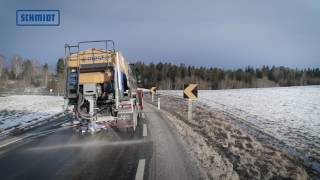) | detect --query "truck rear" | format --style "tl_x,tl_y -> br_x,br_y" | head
64,40 -> 143,135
